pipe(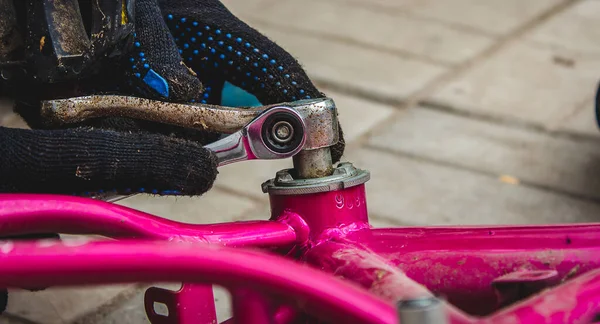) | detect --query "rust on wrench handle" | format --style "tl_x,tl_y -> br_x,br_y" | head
43,96 -> 341,201
41,96 -> 338,152
41,95 -> 265,134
